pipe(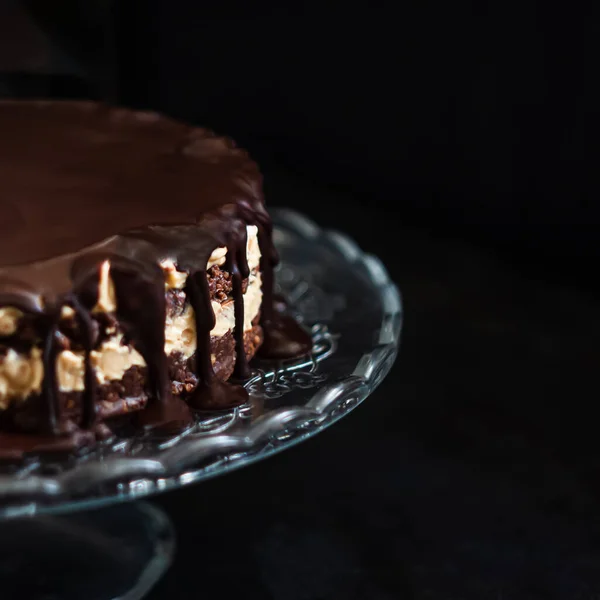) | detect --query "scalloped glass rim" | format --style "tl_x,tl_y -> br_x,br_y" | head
0,208 -> 402,519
